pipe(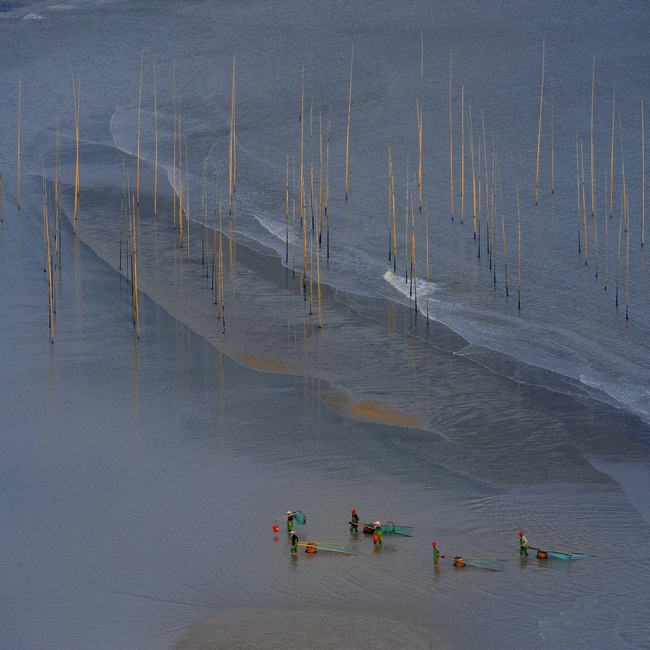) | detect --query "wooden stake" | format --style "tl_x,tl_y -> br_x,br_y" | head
551,77 -> 555,194
590,56 -> 596,218
461,84 -> 465,223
